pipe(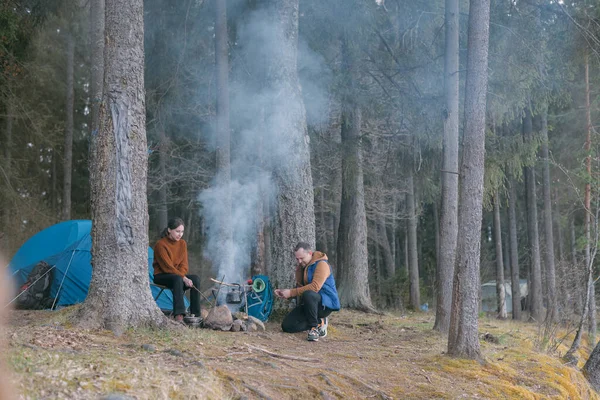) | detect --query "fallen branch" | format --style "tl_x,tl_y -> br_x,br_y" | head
245,343 -> 319,362
241,382 -> 272,400
325,368 -> 392,400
